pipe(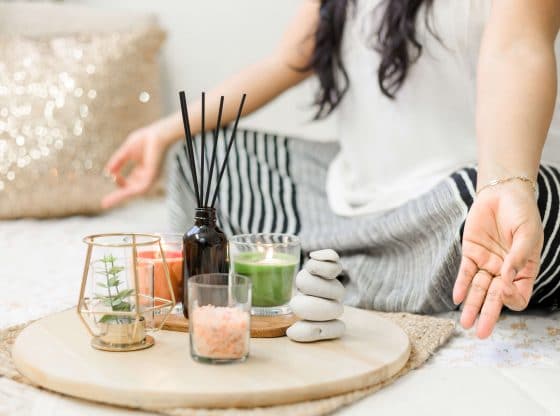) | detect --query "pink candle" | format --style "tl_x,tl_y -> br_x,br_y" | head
191,305 -> 250,359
